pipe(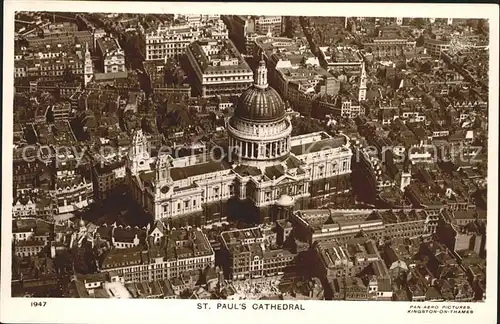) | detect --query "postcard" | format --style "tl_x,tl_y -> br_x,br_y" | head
1,1 -> 498,324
